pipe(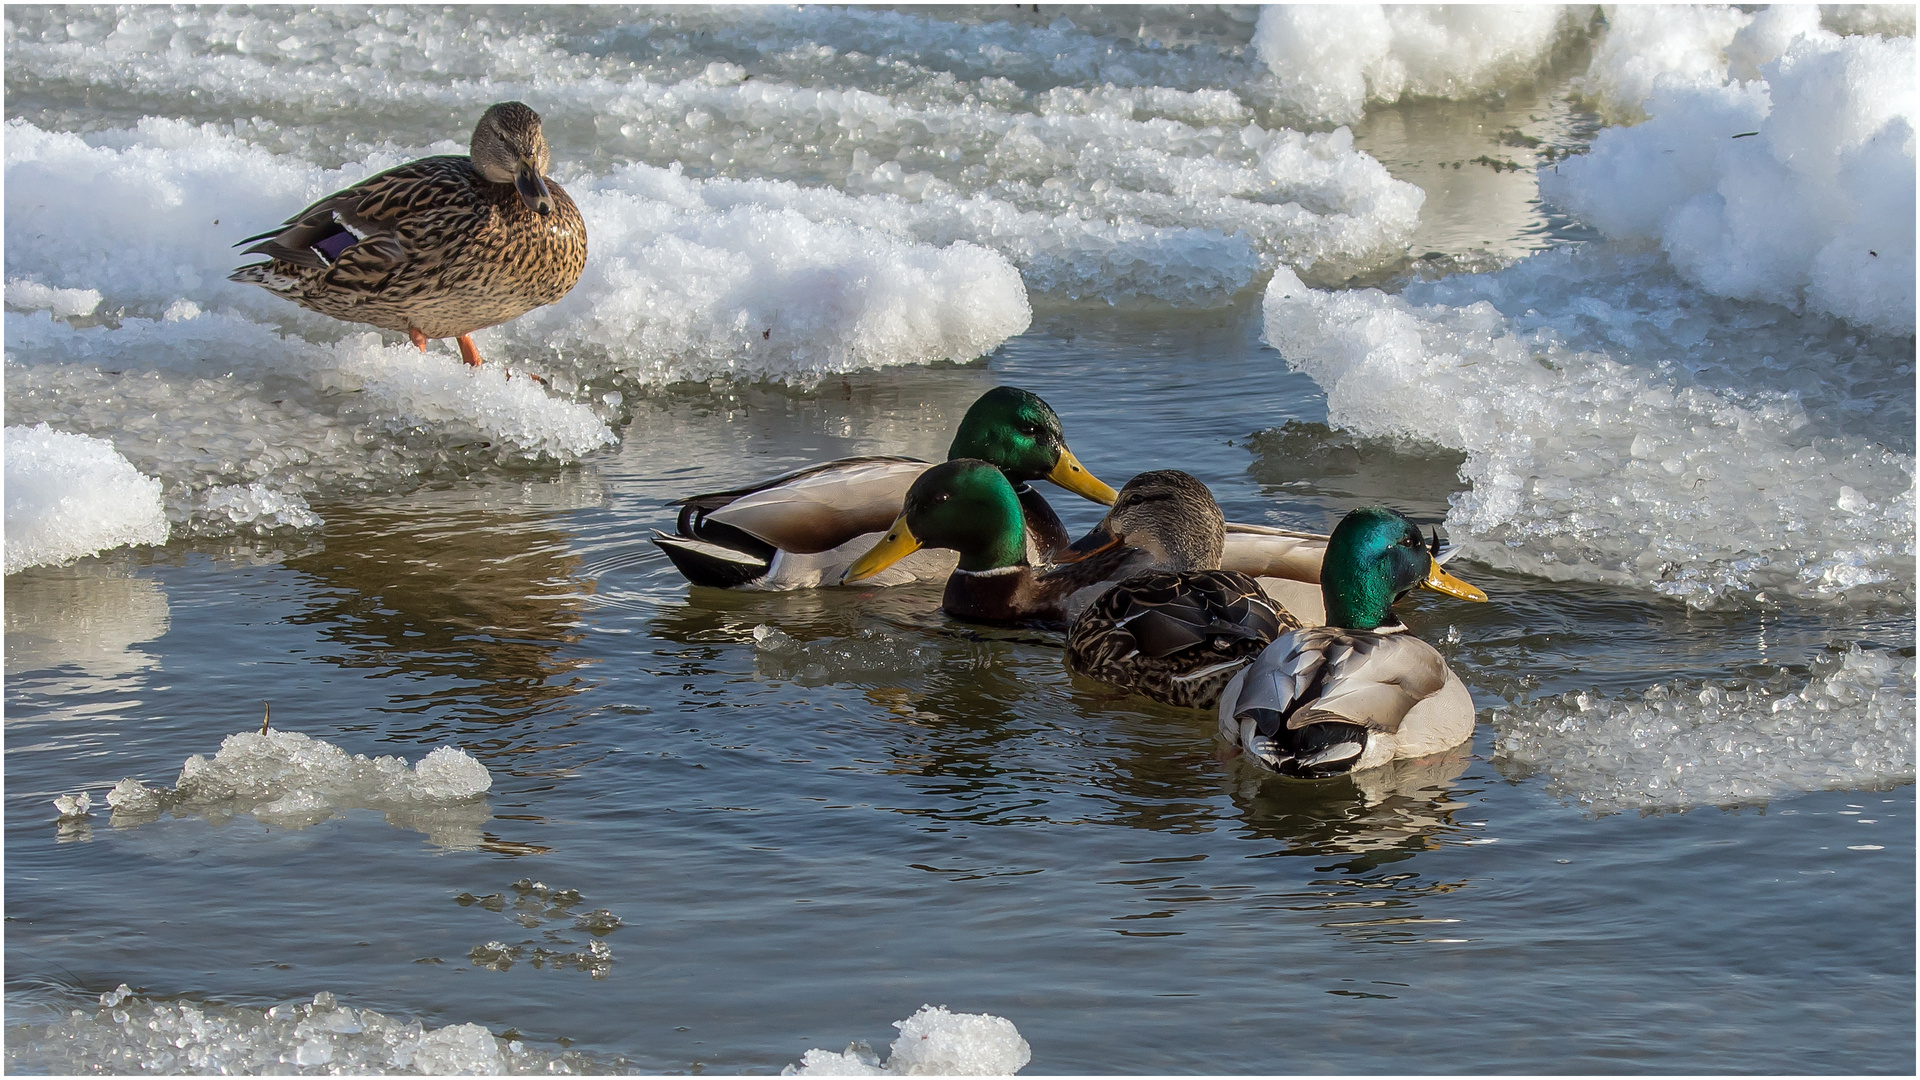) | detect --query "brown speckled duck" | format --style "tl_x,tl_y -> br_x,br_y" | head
1063,471 -> 1301,710
230,102 -> 587,369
